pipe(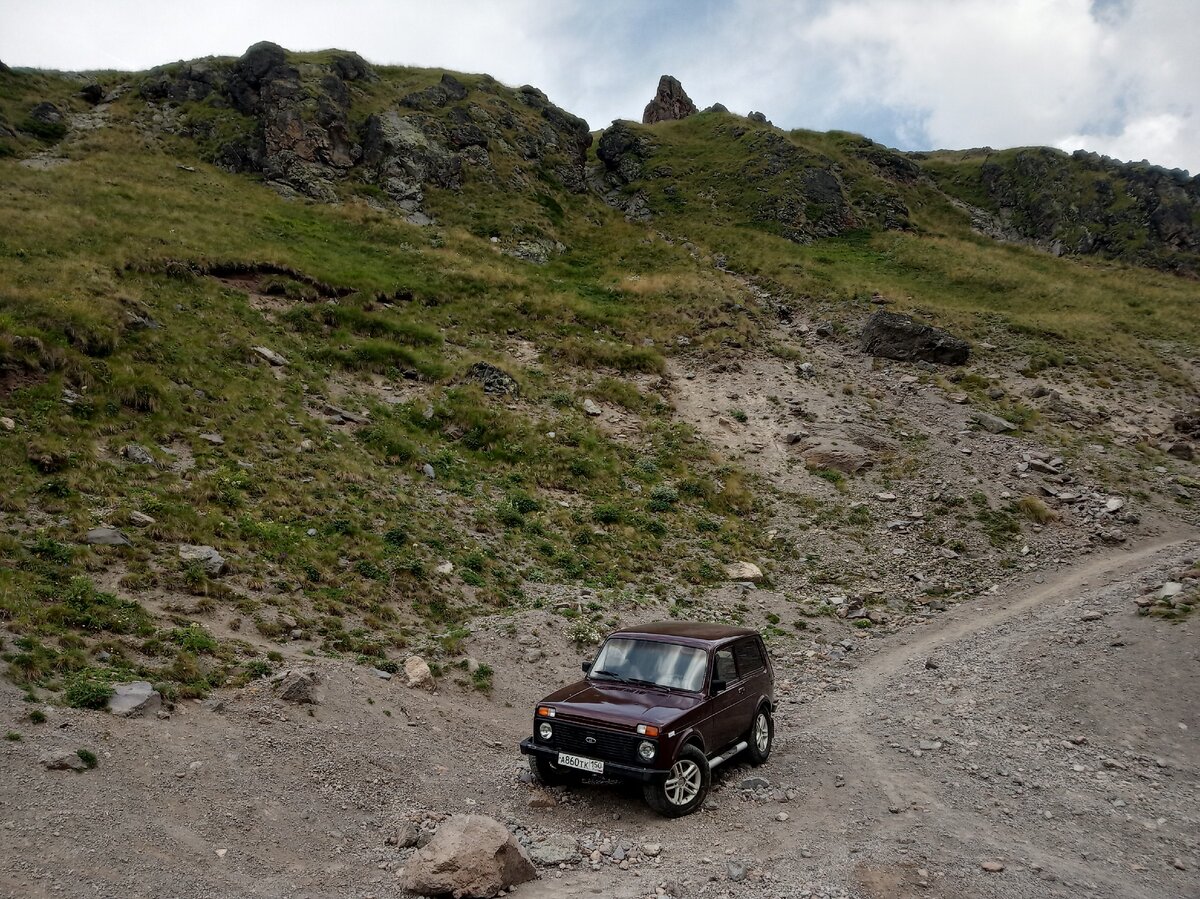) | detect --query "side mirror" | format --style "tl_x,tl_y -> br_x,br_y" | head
581,660 -> 592,674
711,679 -> 727,695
